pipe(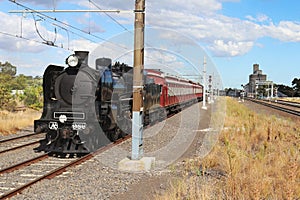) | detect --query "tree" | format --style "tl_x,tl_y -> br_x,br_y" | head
0,61 -> 43,110
276,84 -> 293,97
0,73 -> 16,110
24,85 -> 43,110
0,61 -> 17,76
10,74 -> 28,90
257,85 -> 269,98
